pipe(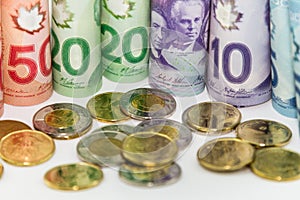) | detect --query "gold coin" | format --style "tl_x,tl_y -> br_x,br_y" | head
120,88 -> 176,120
0,130 -> 55,166
44,162 -> 103,190
0,120 -> 31,141
86,92 -> 130,123
122,132 -> 178,167
250,147 -> 300,181
33,103 -> 92,140
119,162 -> 181,187
197,137 -> 255,171
236,119 -> 292,147
182,102 -> 241,134
0,163 -> 3,178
